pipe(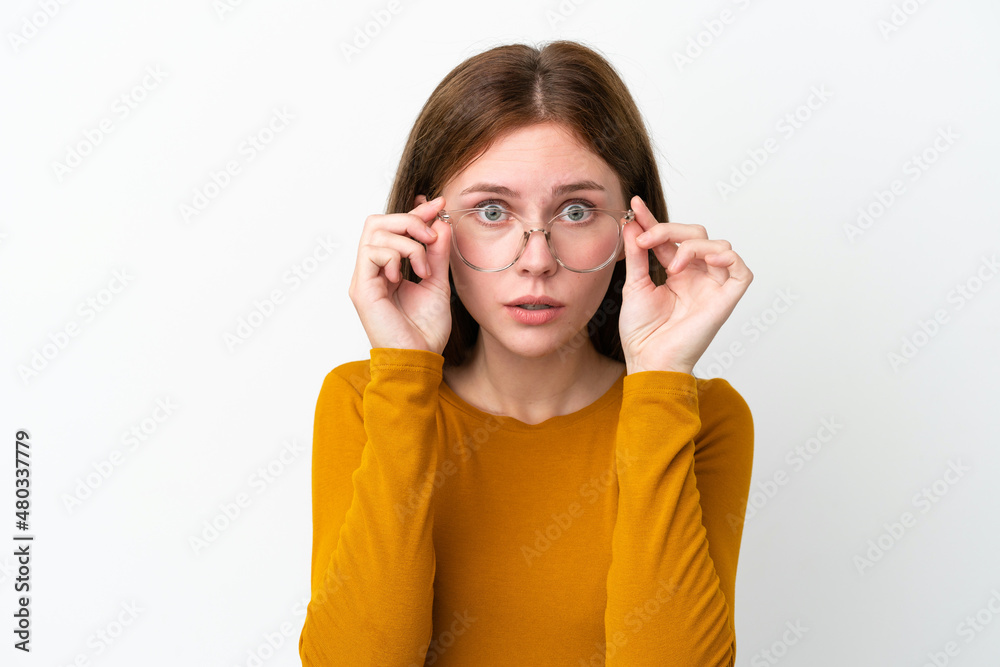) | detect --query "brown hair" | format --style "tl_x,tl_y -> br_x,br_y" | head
384,39 -> 669,369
